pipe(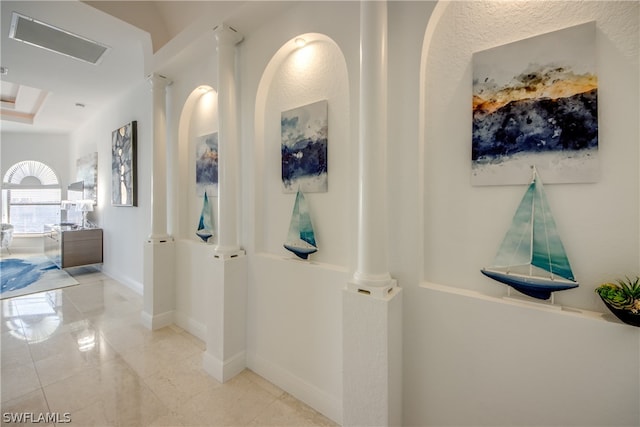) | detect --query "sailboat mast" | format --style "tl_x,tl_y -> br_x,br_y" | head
529,167 -> 536,277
